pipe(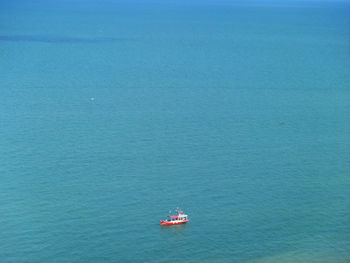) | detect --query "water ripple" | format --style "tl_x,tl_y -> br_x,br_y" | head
0,35 -> 133,44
